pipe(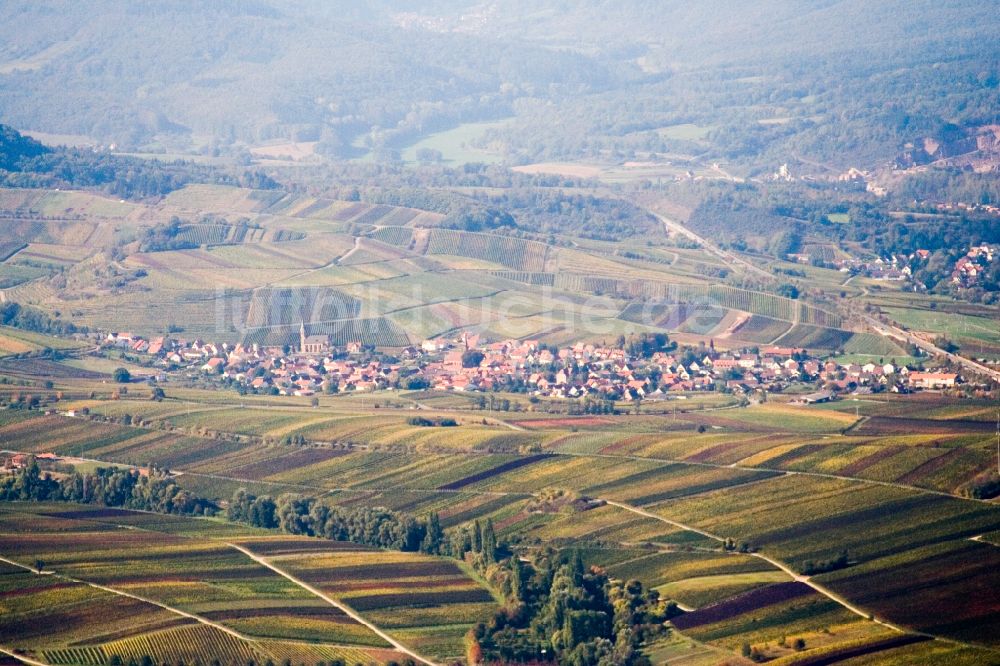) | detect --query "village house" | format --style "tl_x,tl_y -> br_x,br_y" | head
908,372 -> 958,389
